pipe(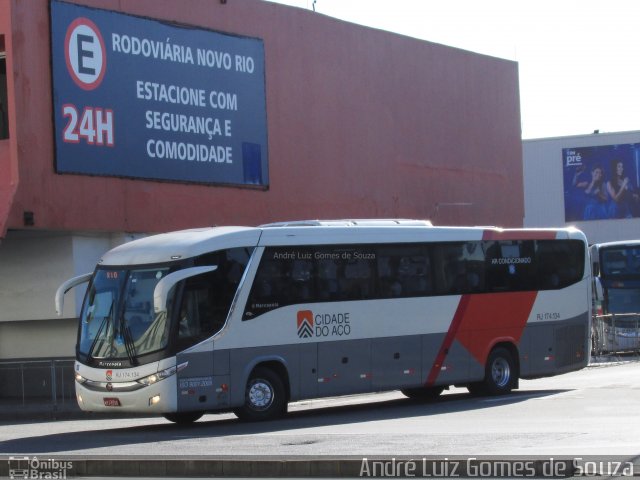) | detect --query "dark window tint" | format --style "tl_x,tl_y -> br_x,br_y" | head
432,242 -> 485,295
244,247 -> 315,317
337,247 -> 376,301
600,246 -> 640,278
242,239 -> 585,319
536,240 -> 584,289
484,240 -> 536,292
244,246 -> 377,319
175,248 -> 251,349
377,245 -> 432,298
